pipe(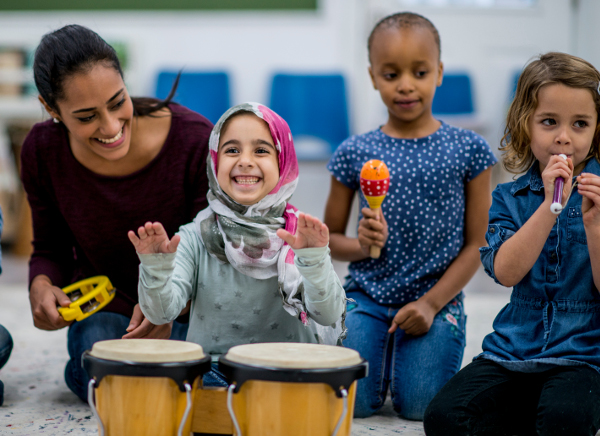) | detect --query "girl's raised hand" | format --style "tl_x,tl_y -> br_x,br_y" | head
541,155 -> 573,208
128,222 -> 180,254
357,207 -> 388,257
277,212 -> 329,249
577,173 -> 600,227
